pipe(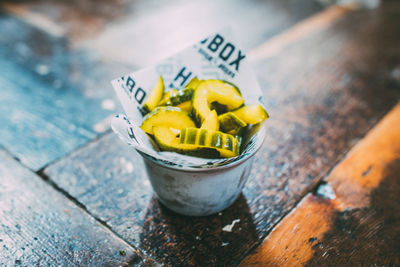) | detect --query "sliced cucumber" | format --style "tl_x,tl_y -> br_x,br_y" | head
176,100 -> 192,113
159,88 -> 194,107
220,80 -> 241,94
152,126 -> 181,151
232,104 -> 269,124
142,76 -> 164,113
180,127 -> 240,158
210,101 -> 228,115
192,80 -> 244,124
170,88 -> 194,105
158,89 -> 178,106
205,80 -> 243,109
192,83 -> 210,124
153,126 -> 220,158
185,77 -> 201,90
140,106 -> 195,135
218,112 -> 247,134
200,110 -> 219,132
